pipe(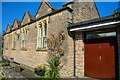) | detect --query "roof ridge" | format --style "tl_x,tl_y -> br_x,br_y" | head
6,24 -> 12,33
44,0 -> 56,10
